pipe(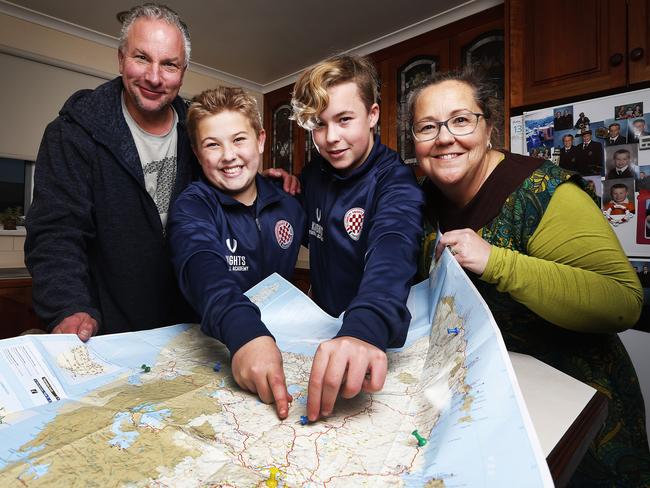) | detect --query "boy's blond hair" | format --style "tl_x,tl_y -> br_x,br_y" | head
187,86 -> 262,147
291,54 -> 379,130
